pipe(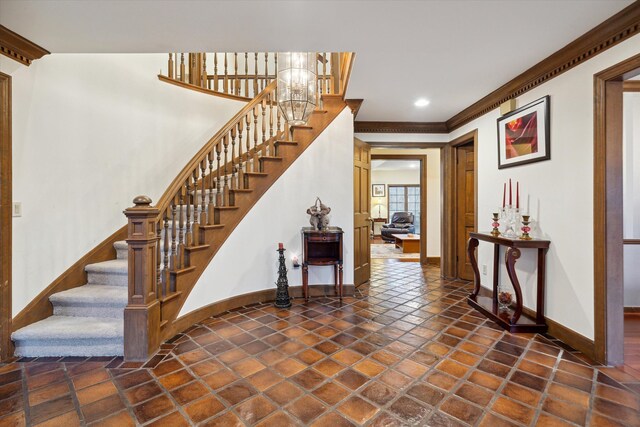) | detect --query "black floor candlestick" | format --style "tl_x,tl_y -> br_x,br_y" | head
275,246 -> 292,308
